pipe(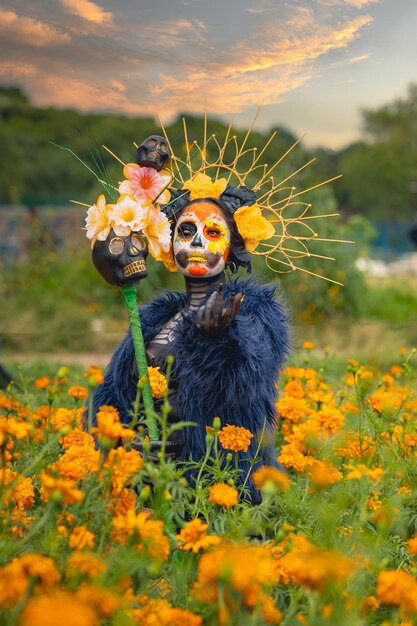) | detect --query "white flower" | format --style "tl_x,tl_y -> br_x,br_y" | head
112,194 -> 147,236
142,206 -> 172,260
85,195 -> 113,243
